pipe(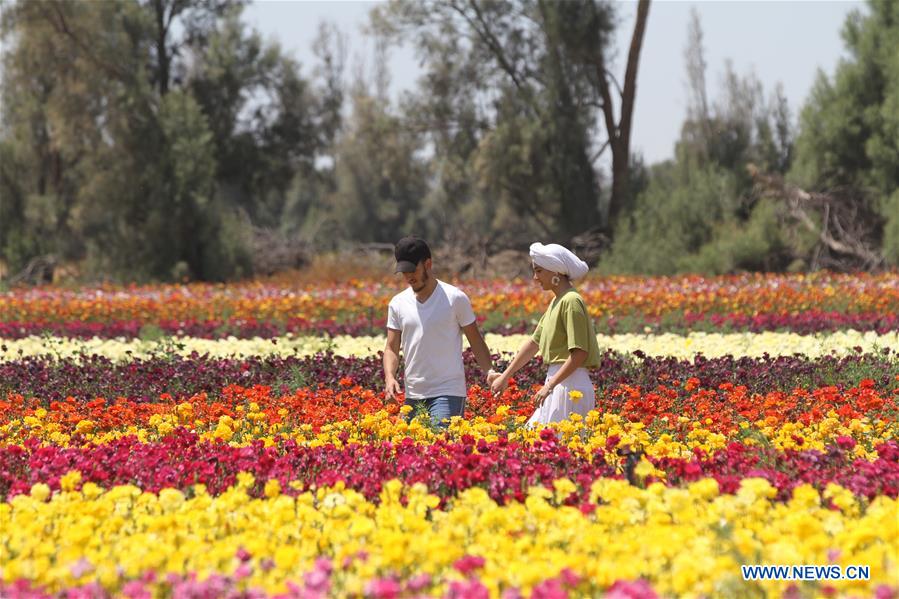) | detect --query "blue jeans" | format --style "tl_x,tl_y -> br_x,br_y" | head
403,395 -> 466,429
